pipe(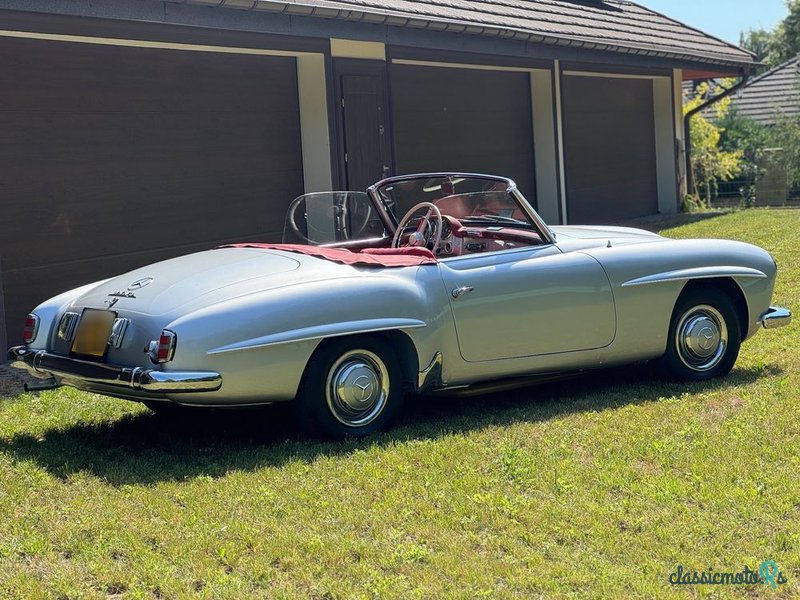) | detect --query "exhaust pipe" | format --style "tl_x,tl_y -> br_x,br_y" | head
24,377 -> 59,392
